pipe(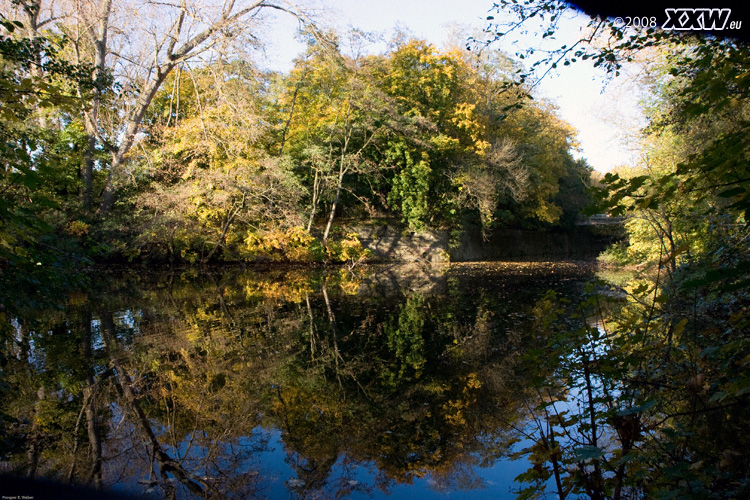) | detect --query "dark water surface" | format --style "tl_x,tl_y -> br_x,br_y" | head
0,261 -> 597,499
